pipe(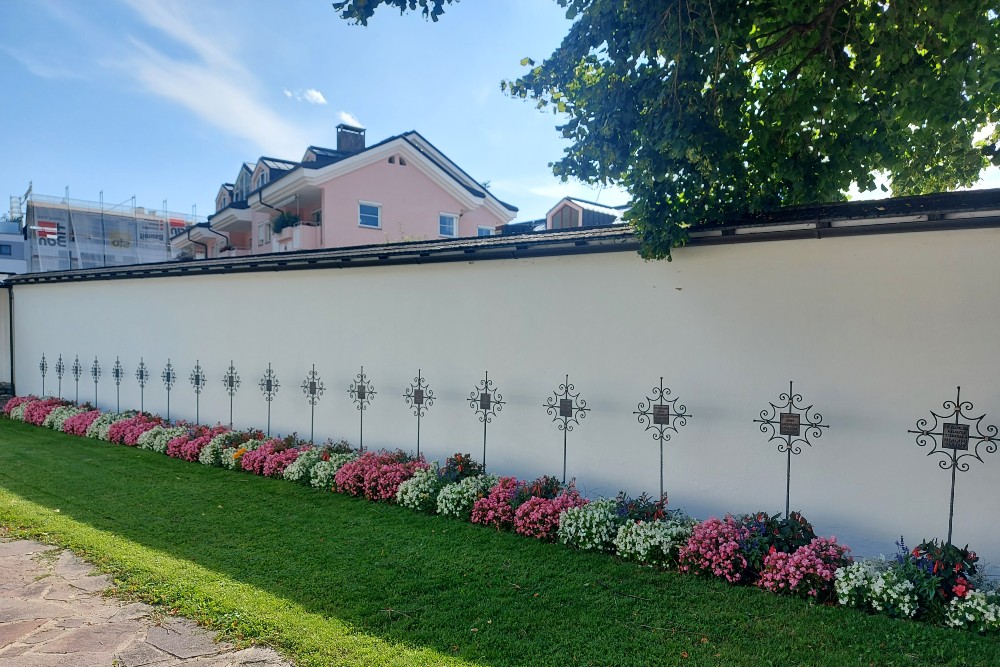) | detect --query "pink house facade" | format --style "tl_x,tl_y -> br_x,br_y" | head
172,125 -> 517,259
